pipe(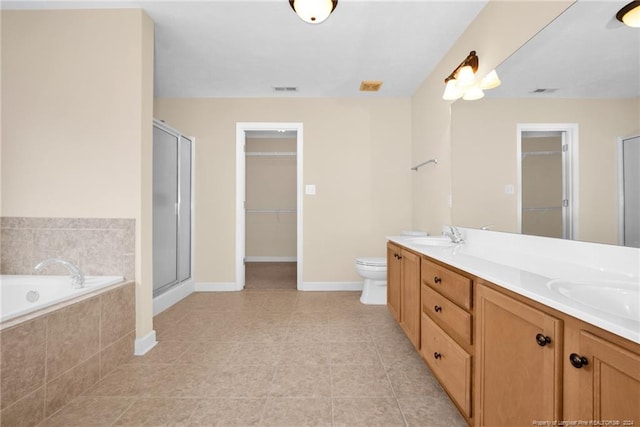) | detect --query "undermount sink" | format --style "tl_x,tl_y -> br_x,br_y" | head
546,279 -> 640,322
403,236 -> 455,247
